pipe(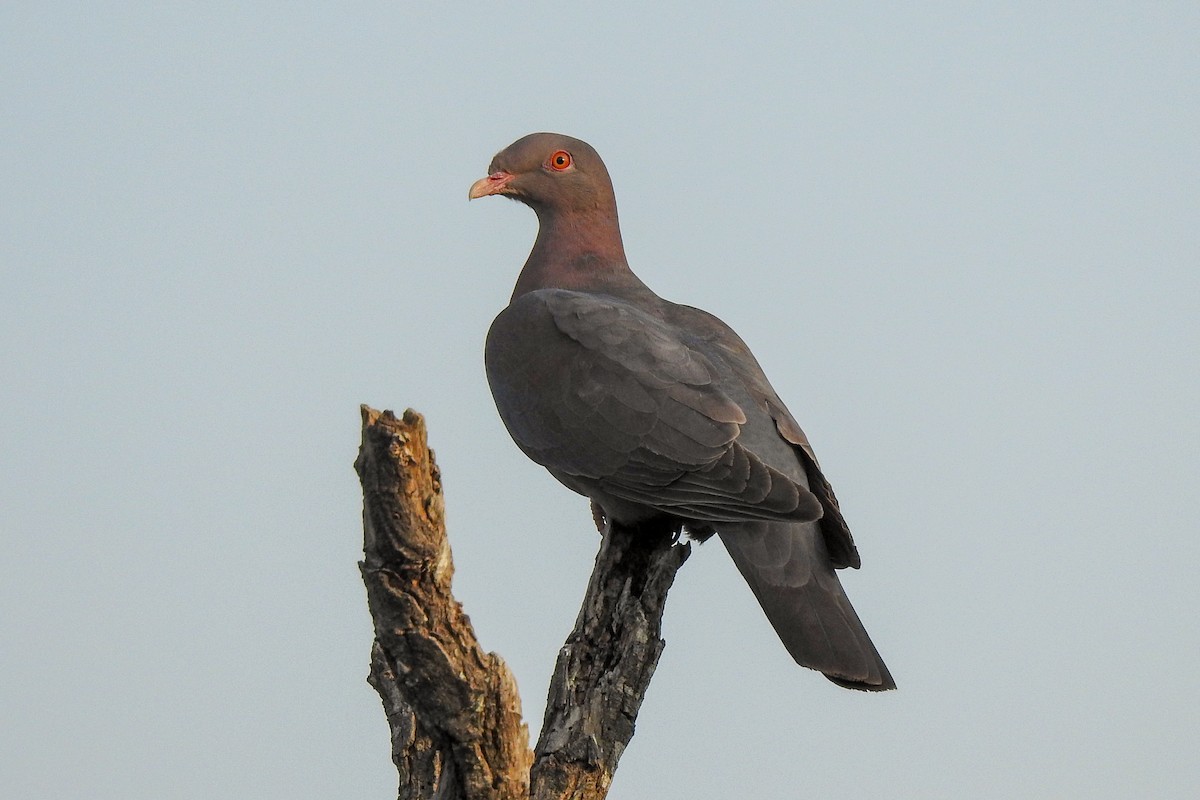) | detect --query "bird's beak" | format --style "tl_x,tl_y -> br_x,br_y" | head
468,171 -> 515,200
